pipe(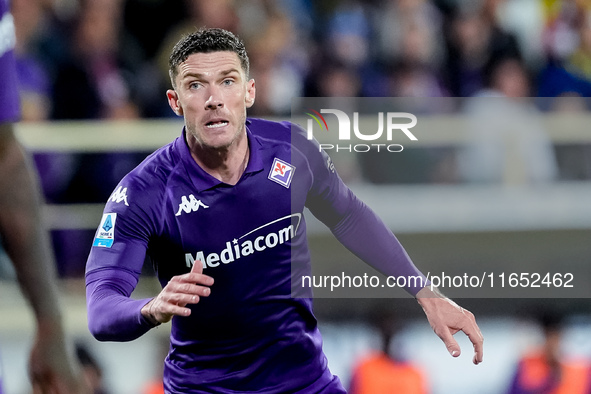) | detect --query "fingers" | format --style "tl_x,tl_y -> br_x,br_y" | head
462,311 -> 484,365
436,326 -> 461,358
146,261 -> 213,323
434,311 -> 483,363
171,262 -> 214,287
162,283 -> 210,306
445,308 -> 484,364
191,259 -> 204,274
154,300 -> 194,318
154,282 -> 211,318
417,288 -> 484,364
168,281 -> 211,300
